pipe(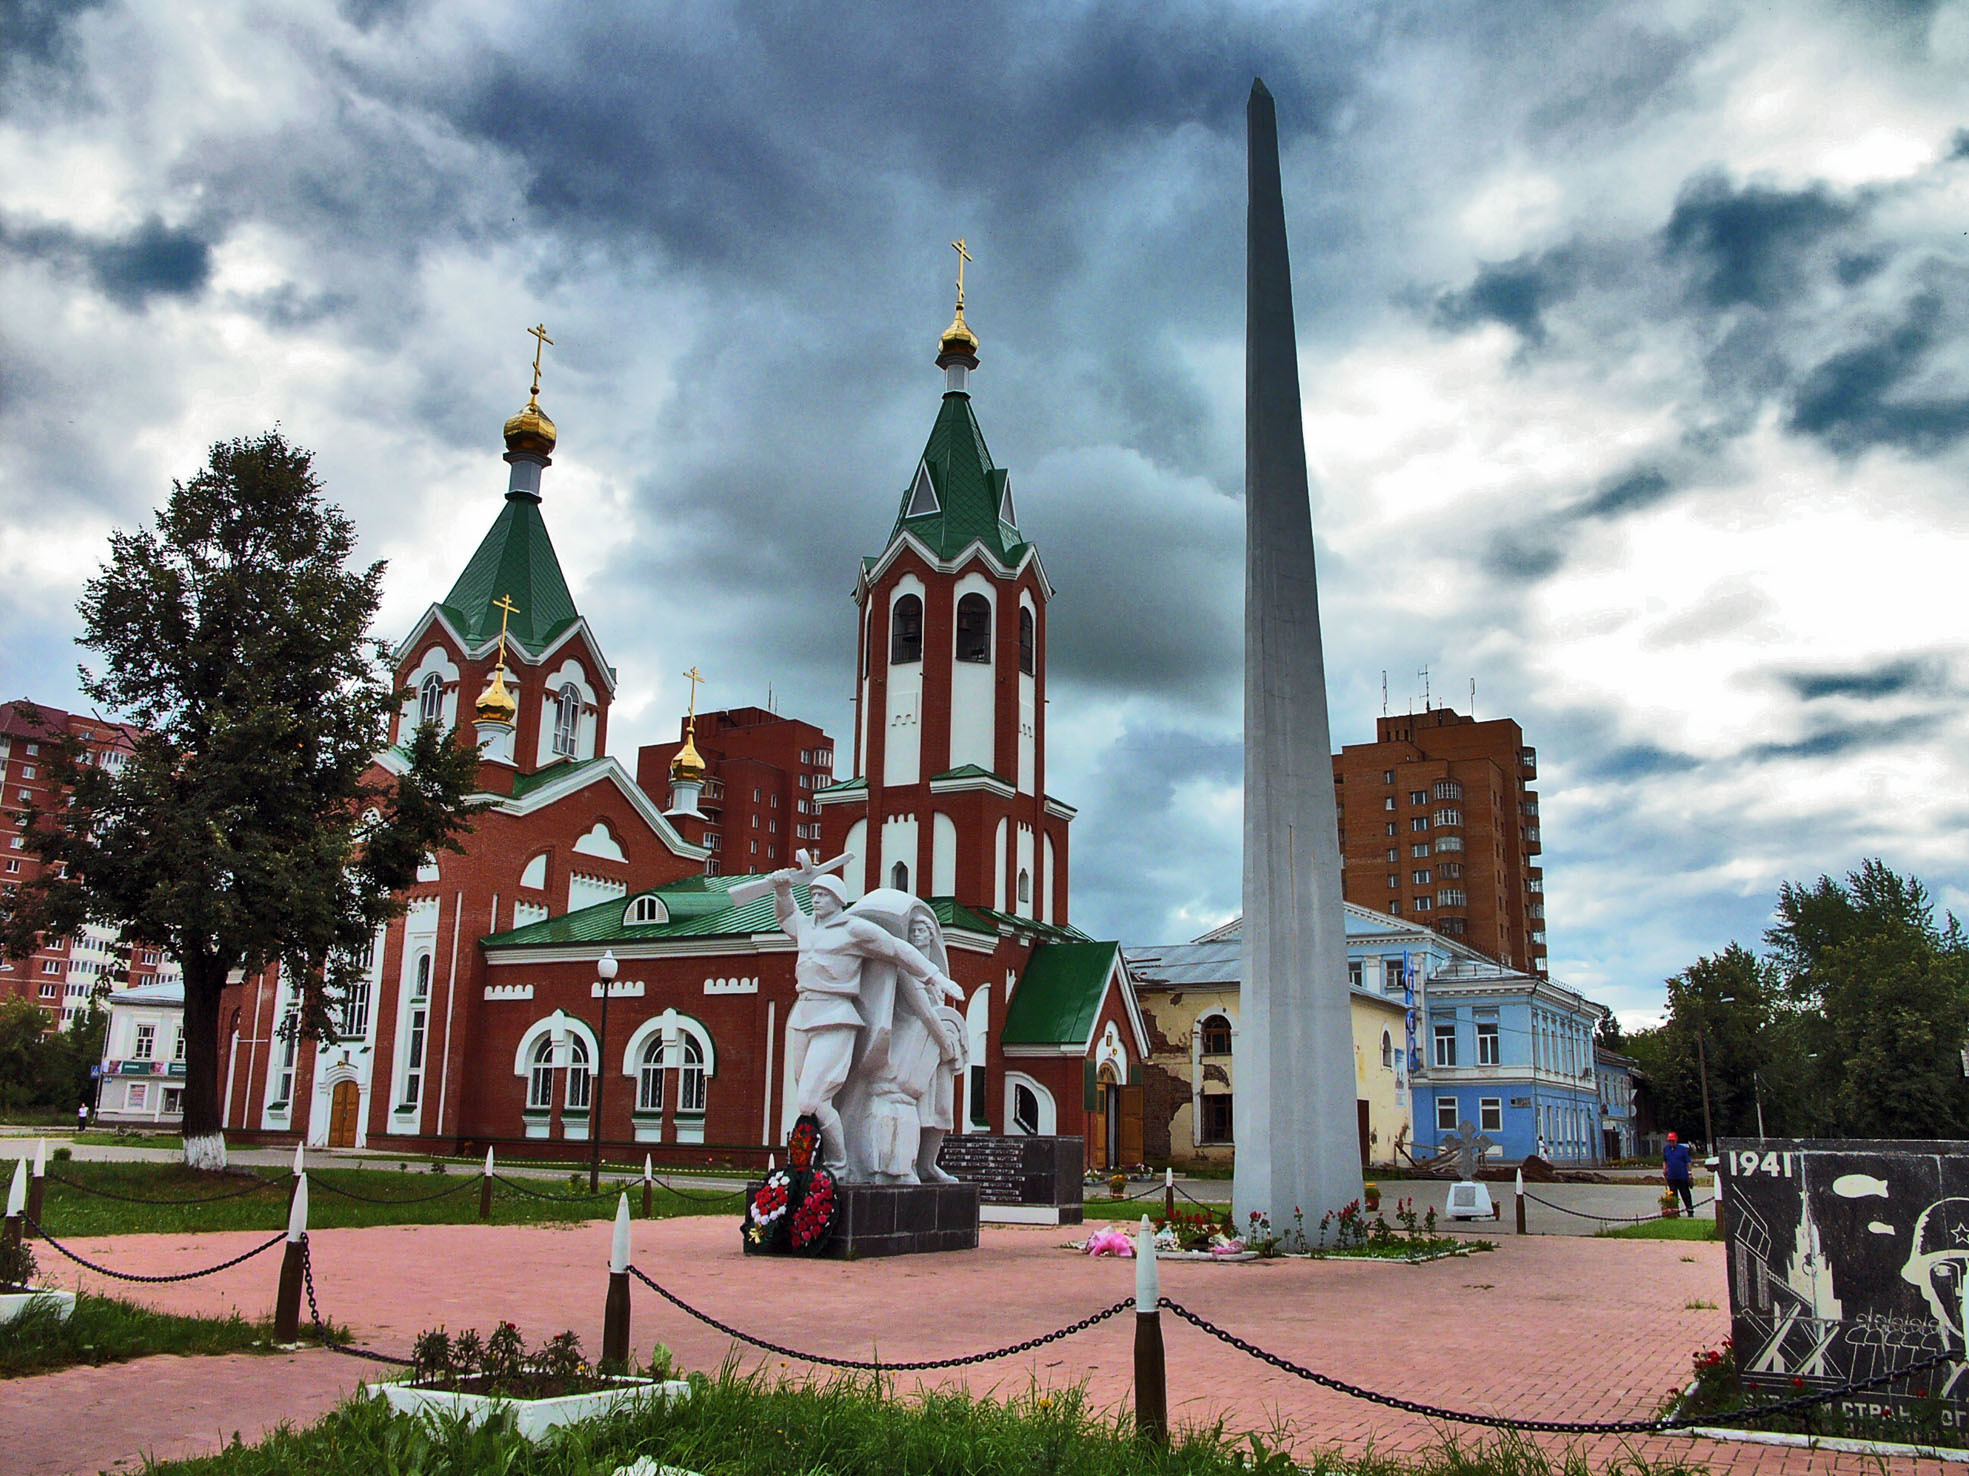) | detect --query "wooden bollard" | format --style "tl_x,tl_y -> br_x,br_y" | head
24,1139 -> 46,1238
602,1193 -> 632,1367
1133,1213 -> 1167,1445
3,1158 -> 25,1258
1514,1168 -> 1526,1235
641,1154 -> 654,1219
1163,1167 -> 1175,1222
273,1173 -> 308,1344
479,1148 -> 495,1221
